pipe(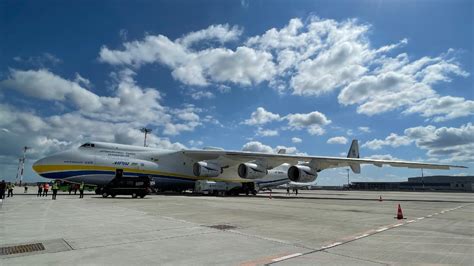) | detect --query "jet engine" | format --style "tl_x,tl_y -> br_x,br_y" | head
287,165 -> 317,183
238,163 -> 268,179
193,161 -> 220,177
